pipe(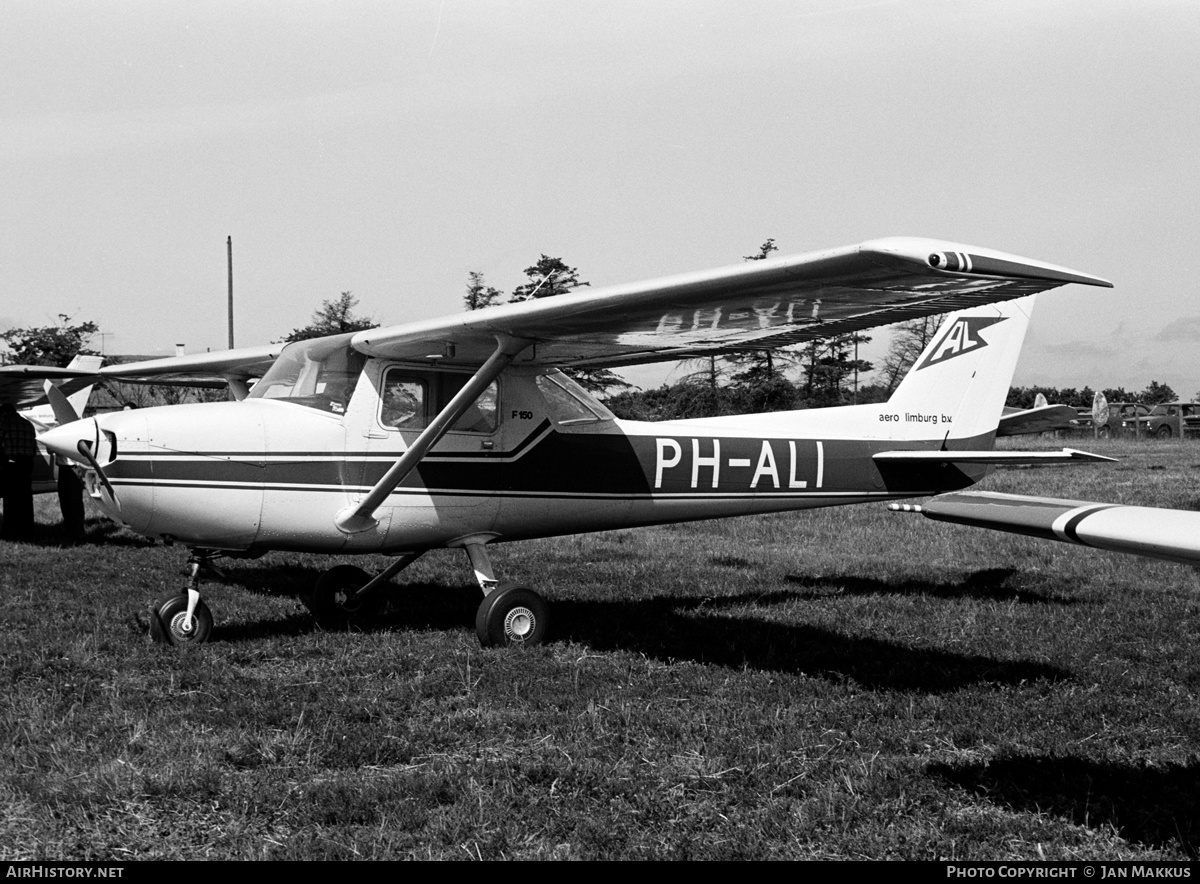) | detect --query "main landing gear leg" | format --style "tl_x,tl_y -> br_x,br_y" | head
306,552 -> 425,629
150,549 -> 220,646
460,539 -> 549,648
